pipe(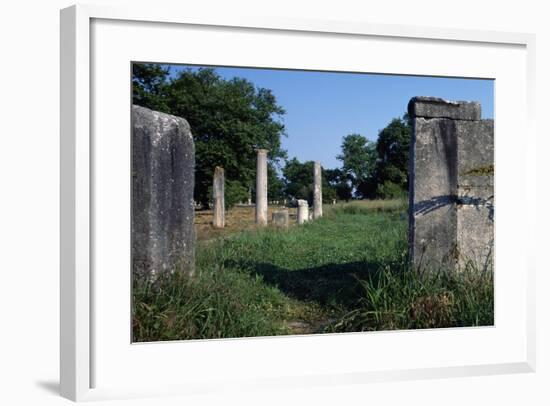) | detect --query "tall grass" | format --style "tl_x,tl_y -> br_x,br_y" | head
133,199 -> 493,342
326,267 -> 493,332
133,269 -> 293,342
324,198 -> 408,216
